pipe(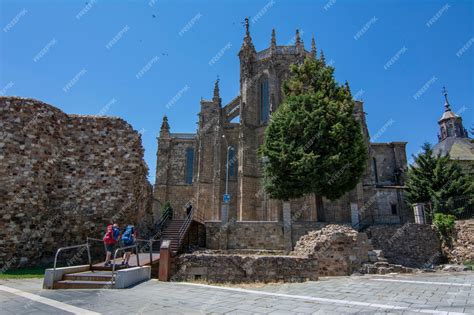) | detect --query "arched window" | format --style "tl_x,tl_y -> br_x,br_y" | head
260,79 -> 270,123
185,148 -> 194,184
